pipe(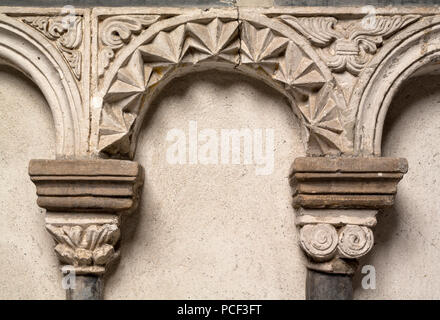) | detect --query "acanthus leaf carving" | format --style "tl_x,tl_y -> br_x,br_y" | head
46,224 -> 120,271
280,15 -> 421,76
21,15 -> 83,80
278,16 -> 339,48
98,15 -> 161,77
